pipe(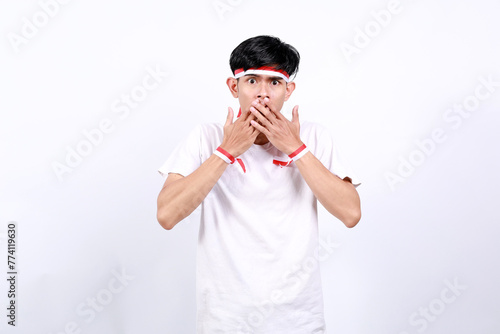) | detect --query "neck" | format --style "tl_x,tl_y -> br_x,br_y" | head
254,133 -> 270,145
